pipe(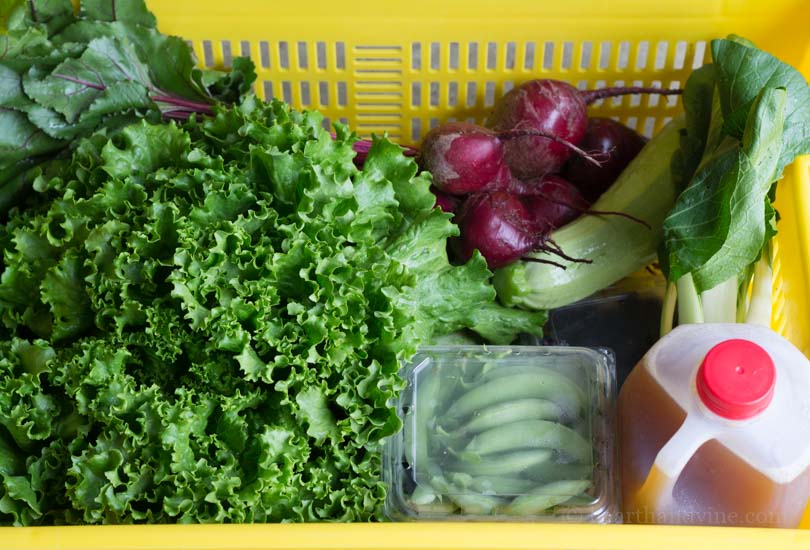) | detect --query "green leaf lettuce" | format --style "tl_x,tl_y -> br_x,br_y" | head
0,97 -> 544,525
